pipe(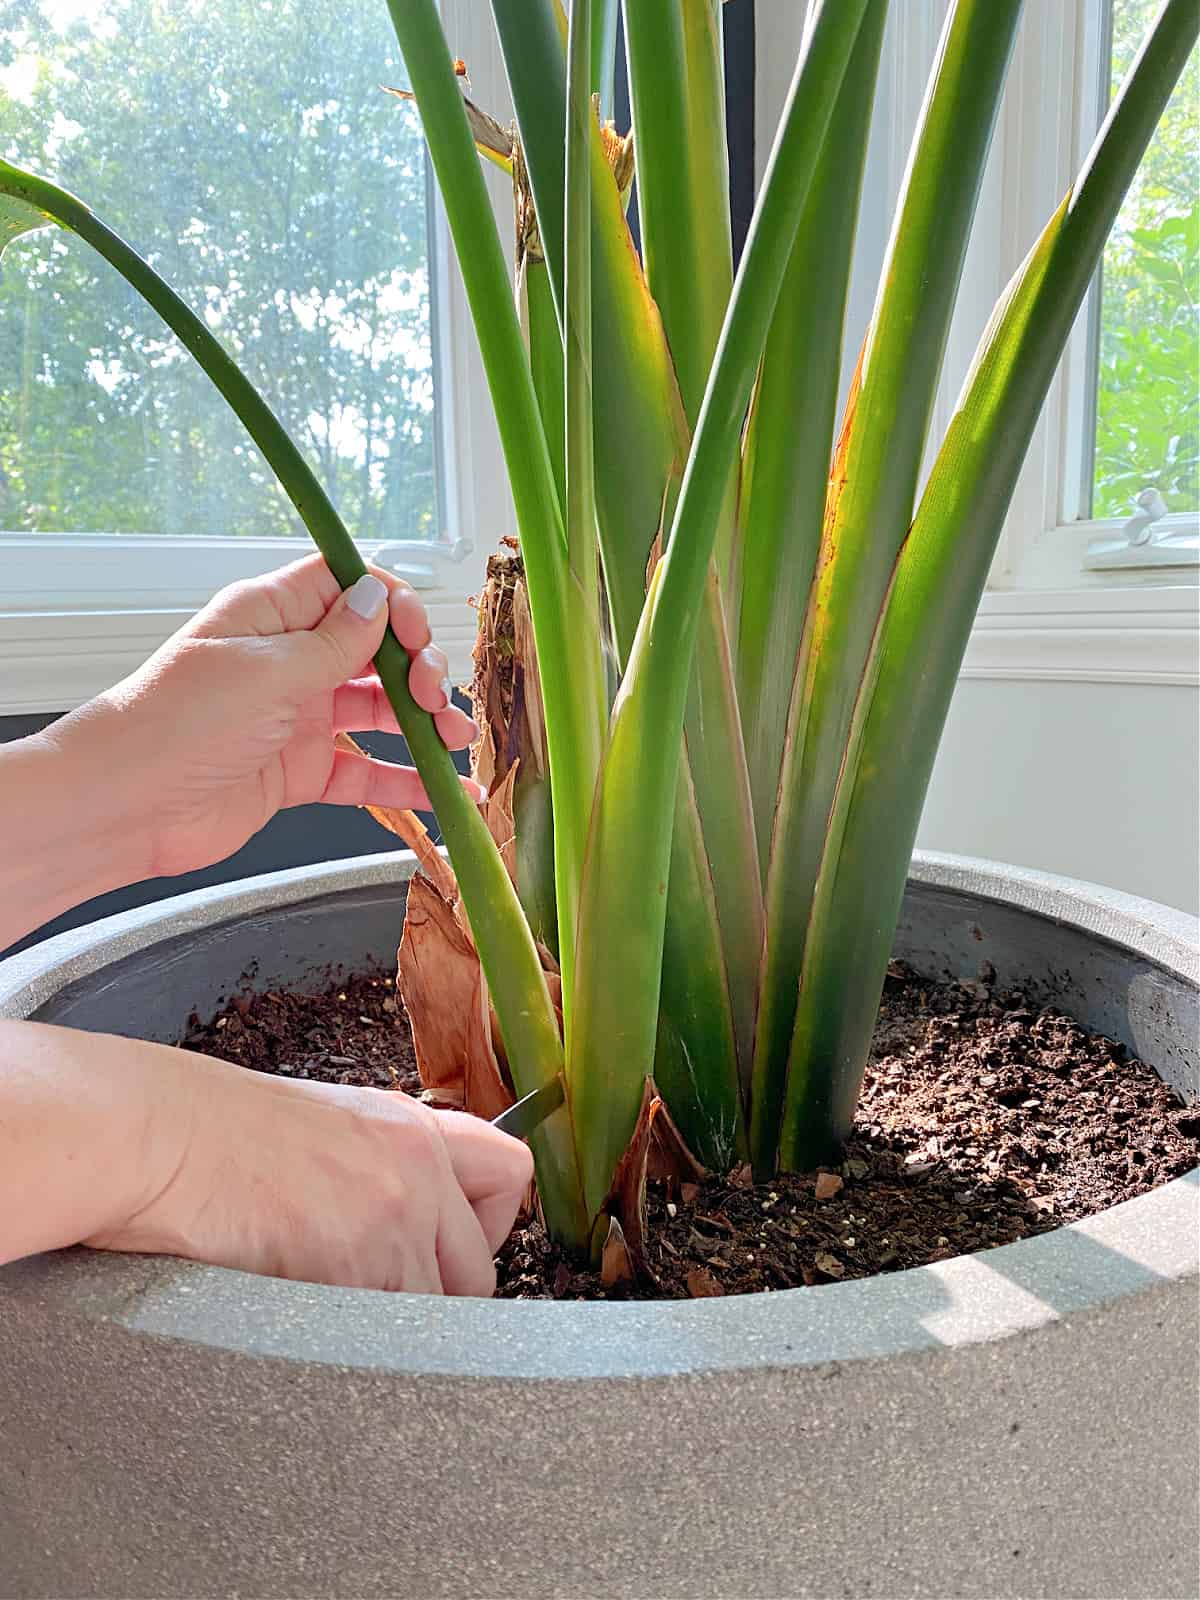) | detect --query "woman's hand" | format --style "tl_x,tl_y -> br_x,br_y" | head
0,1020 -> 532,1295
60,554 -> 483,881
0,554 -> 482,949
